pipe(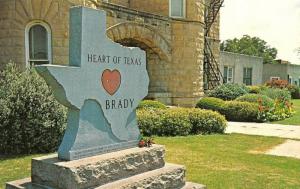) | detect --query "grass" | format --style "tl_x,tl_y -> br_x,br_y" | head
1,134 -> 300,189
156,134 -> 300,189
0,154 -> 43,189
272,99 -> 300,126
